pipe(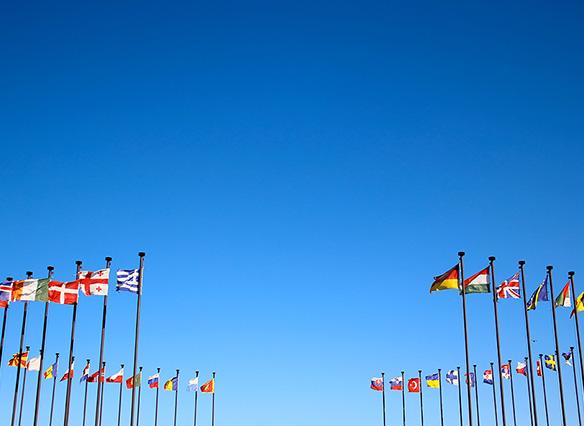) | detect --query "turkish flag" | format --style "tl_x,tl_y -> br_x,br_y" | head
408,378 -> 420,393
